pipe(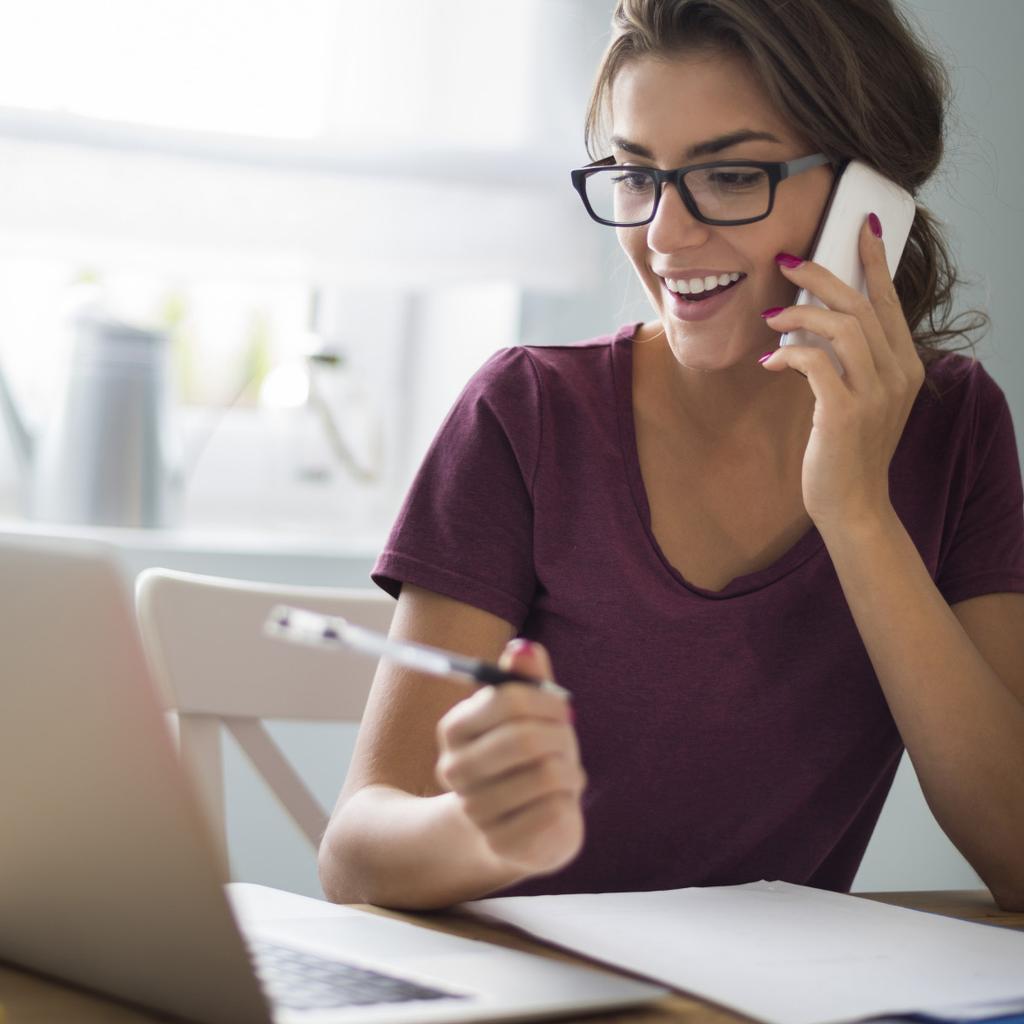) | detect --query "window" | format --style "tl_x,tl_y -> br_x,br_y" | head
0,2 -> 615,537
0,0 -> 536,144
